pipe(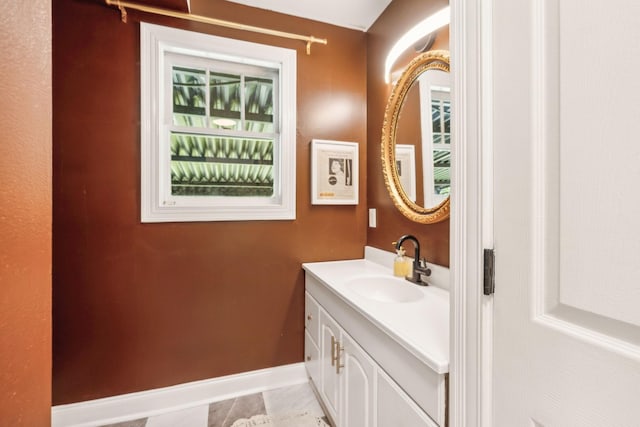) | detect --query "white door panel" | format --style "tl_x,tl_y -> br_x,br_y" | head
340,333 -> 374,427
554,0 -> 640,327
492,0 -> 640,425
